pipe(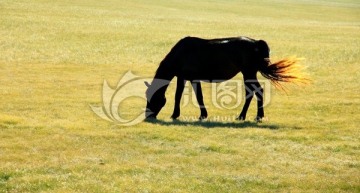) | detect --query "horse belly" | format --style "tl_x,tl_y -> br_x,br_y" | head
180,61 -> 240,82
